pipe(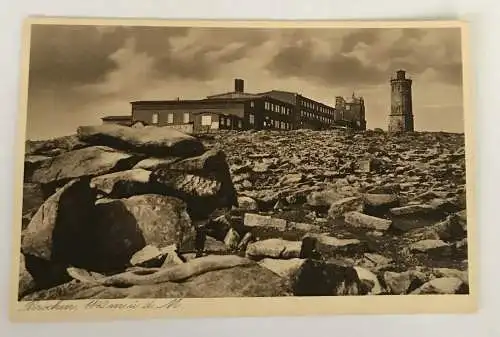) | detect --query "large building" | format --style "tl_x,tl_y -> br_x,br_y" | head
102,79 -> 367,133
388,70 -> 414,132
